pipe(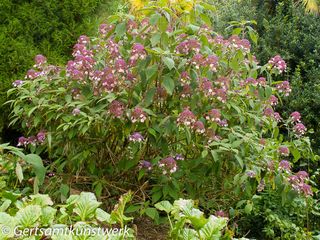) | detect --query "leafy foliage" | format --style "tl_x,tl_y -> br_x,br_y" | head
5,0 -> 320,238
155,199 -> 229,239
0,191 -> 135,239
0,0 -> 119,140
